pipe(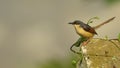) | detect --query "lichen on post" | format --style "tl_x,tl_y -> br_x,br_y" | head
77,38 -> 120,68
